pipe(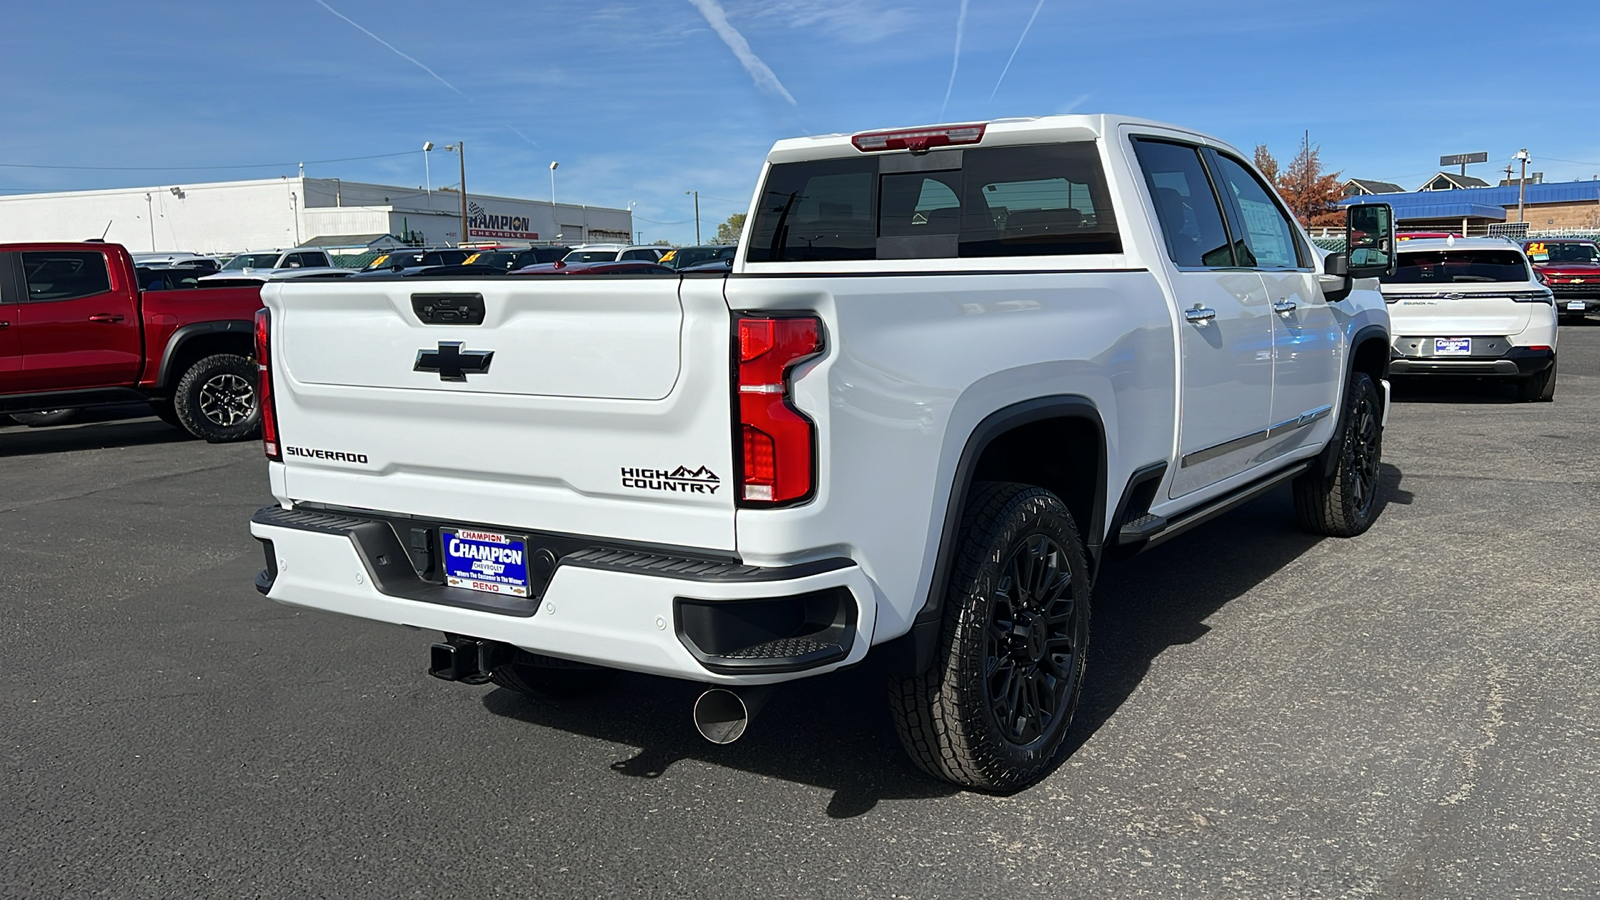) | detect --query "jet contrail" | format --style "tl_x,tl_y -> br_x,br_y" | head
312,0 -> 467,97
939,0 -> 969,120
687,0 -> 798,106
991,0 -> 1047,101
